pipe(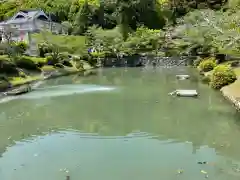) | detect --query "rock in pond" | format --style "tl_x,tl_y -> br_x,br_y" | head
4,85 -> 32,96
169,90 -> 198,97
176,75 -> 190,80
